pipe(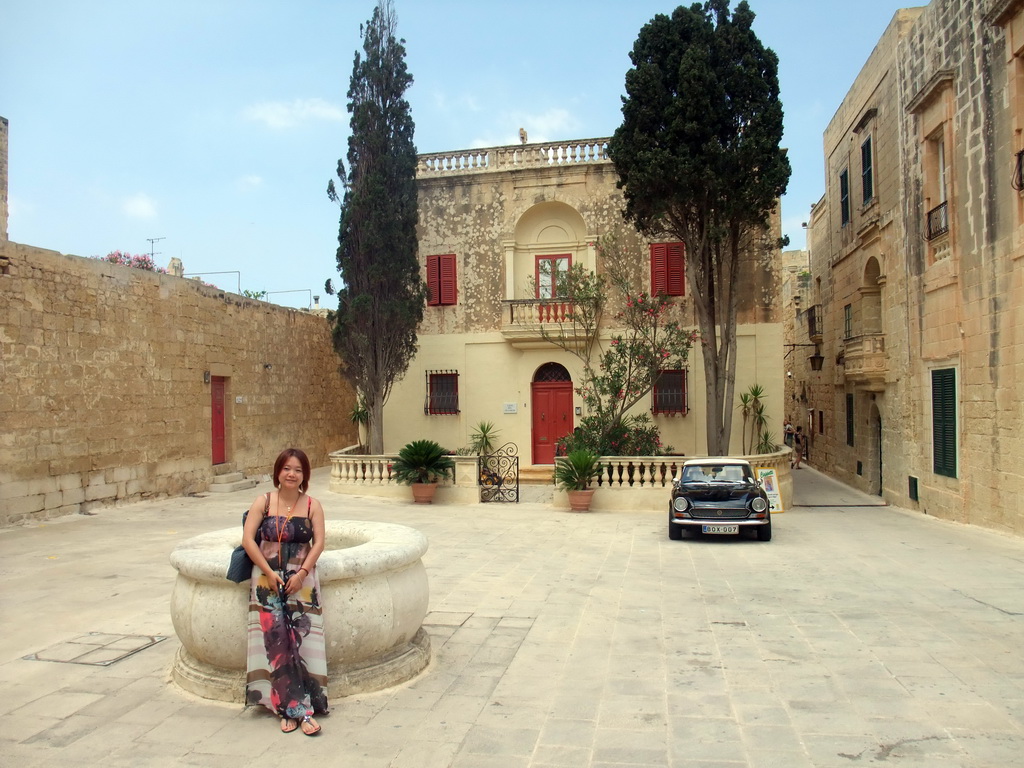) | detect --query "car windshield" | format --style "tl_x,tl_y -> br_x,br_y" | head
681,465 -> 750,484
